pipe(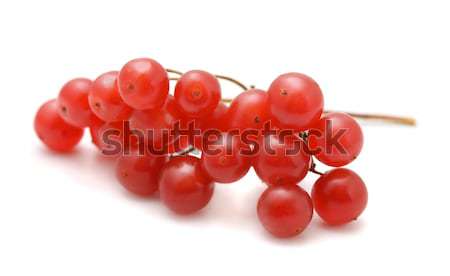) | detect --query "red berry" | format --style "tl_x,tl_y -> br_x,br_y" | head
200,133 -> 251,183
116,151 -> 167,196
89,71 -> 132,122
174,70 -> 221,118
159,156 -> 214,215
89,117 -> 136,155
312,168 -> 368,225
193,102 -> 228,150
196,101 -> 229,132
118,58 -> 169,110
257,184 -> 313,238
34,99 -> 84,152
308,112 -> 363,167
226,89 -> 269,131
129,96 -> 189,154
253,134 -> 311,186
268,73 -> 324,131
57,78 -> 95,127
